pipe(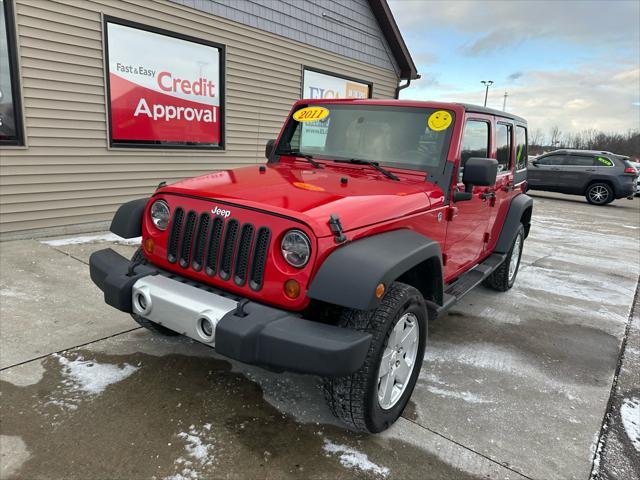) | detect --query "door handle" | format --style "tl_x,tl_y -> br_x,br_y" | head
550,167 -> 560,171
